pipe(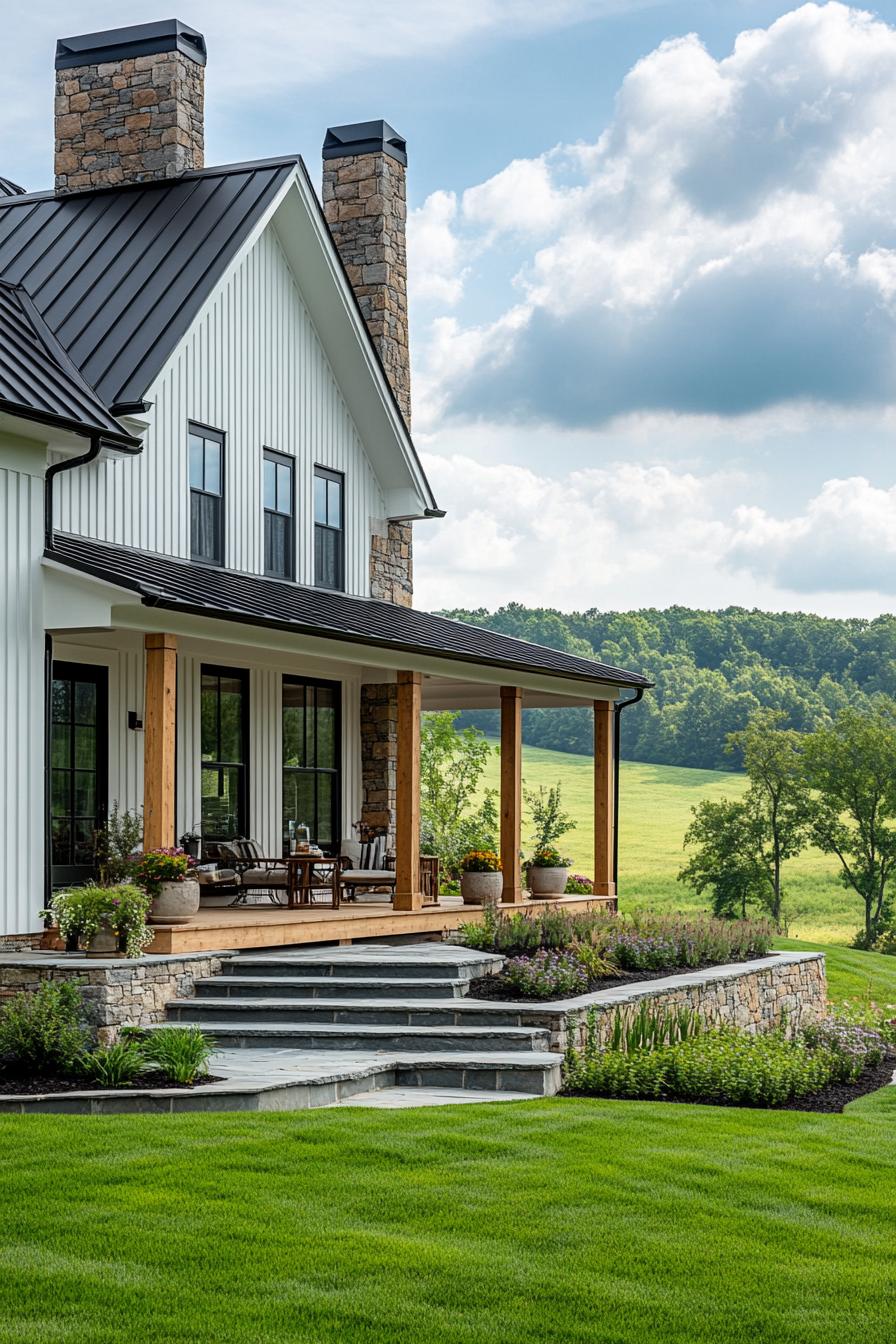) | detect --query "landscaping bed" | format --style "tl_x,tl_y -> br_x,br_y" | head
0,1071 -> 223,1096
468,955 -> 779,1003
